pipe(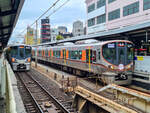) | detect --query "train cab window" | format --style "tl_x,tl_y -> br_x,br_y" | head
102,43 -> 117,65
10,46 -> 18,57
19,47 -> 25,58
127,43 -> 134,64
25,46 -> 31,57
118,48 -> 125,64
